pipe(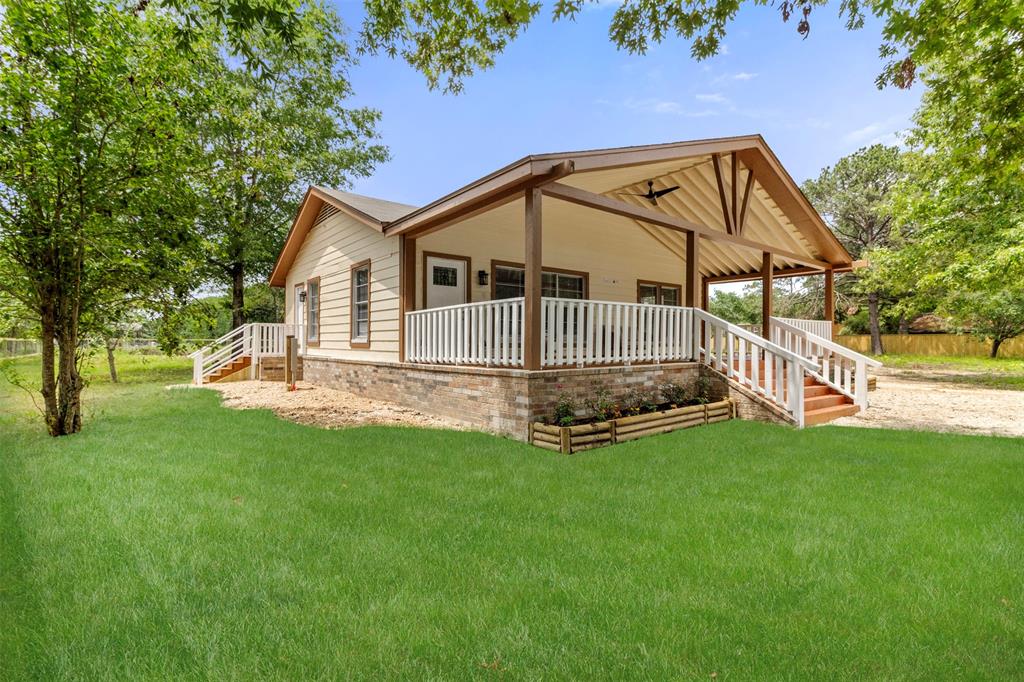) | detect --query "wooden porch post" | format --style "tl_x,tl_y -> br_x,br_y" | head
685,231 -> 700,307
701,276 -> 709,311
823,267 -> 835,323
761,251 -> 773,340
524,188 -> 542,370
398,235 -> 416,362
